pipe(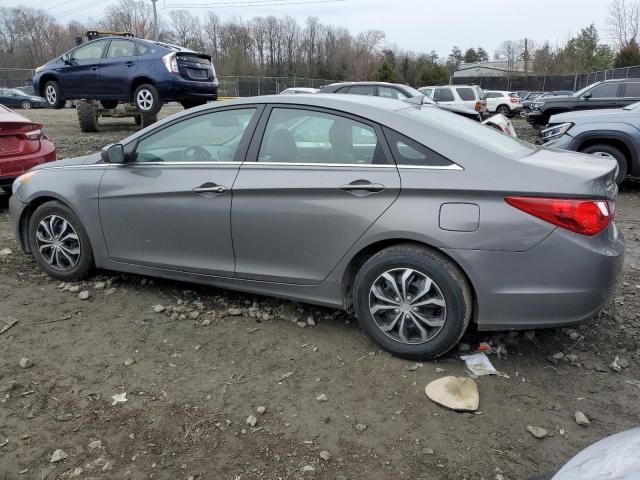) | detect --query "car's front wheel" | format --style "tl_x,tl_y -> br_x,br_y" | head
28,201 -> 94,281
133,84 -> 161,115
21,100 -> 32,109
353,245 -> 472,360
44,80 -> 65,109
580,144 -> 628,185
